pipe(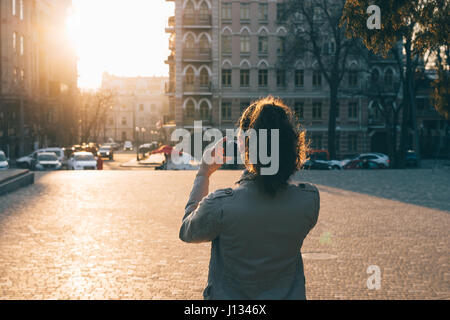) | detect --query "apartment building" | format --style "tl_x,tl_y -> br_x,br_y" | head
101,73 -> 168,144
0,0 -> 77,159
165,0 -> 448,158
